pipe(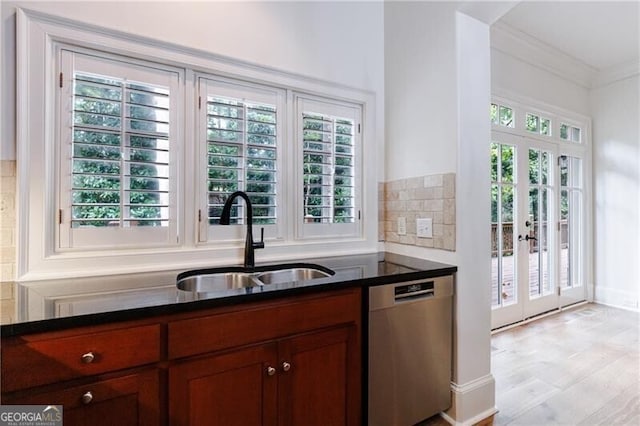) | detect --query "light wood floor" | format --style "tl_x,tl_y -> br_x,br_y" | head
422,303 -> 639,426
492,303 -> 639,425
